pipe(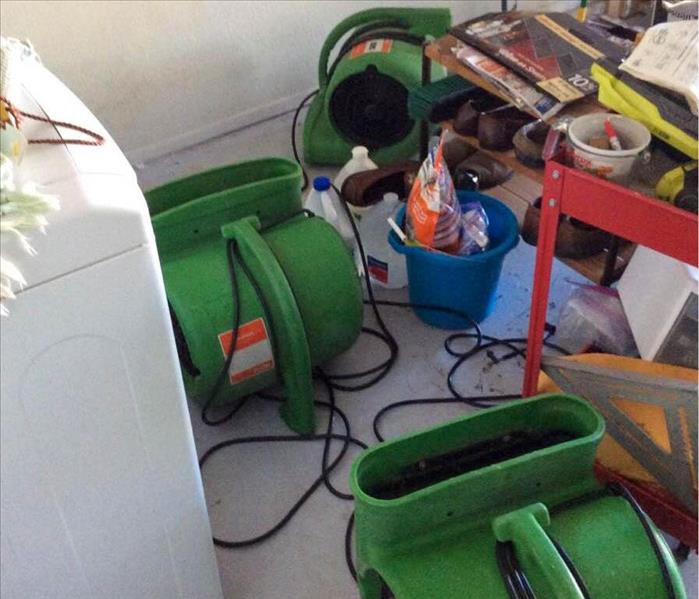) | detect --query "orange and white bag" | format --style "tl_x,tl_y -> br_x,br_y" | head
406,134 -> 465,255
